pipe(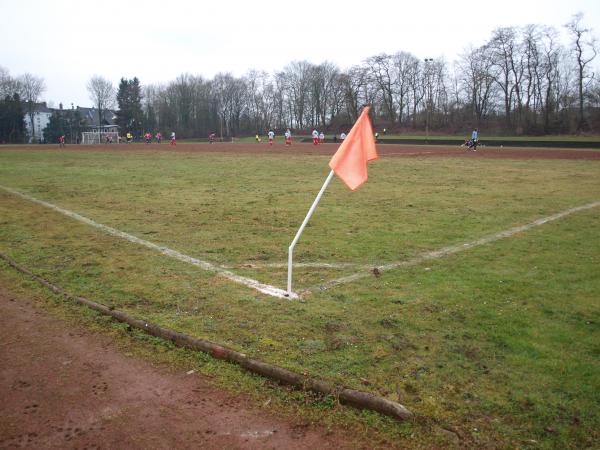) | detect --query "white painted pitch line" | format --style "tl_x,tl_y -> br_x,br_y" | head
0,185 -> 296,300
230,262 -> 360,269
307,200 -> 600,293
